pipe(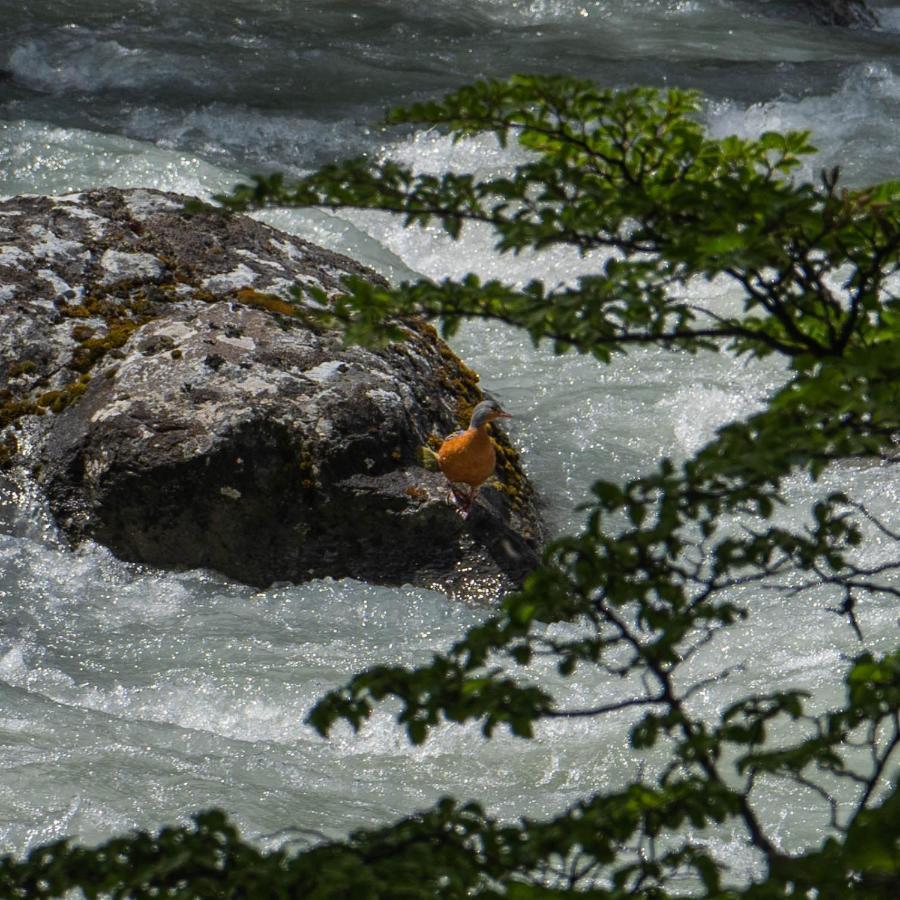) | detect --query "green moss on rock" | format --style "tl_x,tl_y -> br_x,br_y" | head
0,433 -> 18,469
7,360 -> 37,378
